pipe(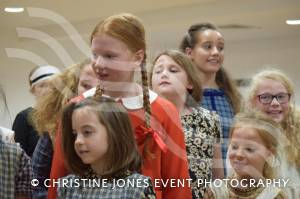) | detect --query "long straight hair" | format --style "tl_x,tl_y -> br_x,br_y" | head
62,95 -> 141,178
